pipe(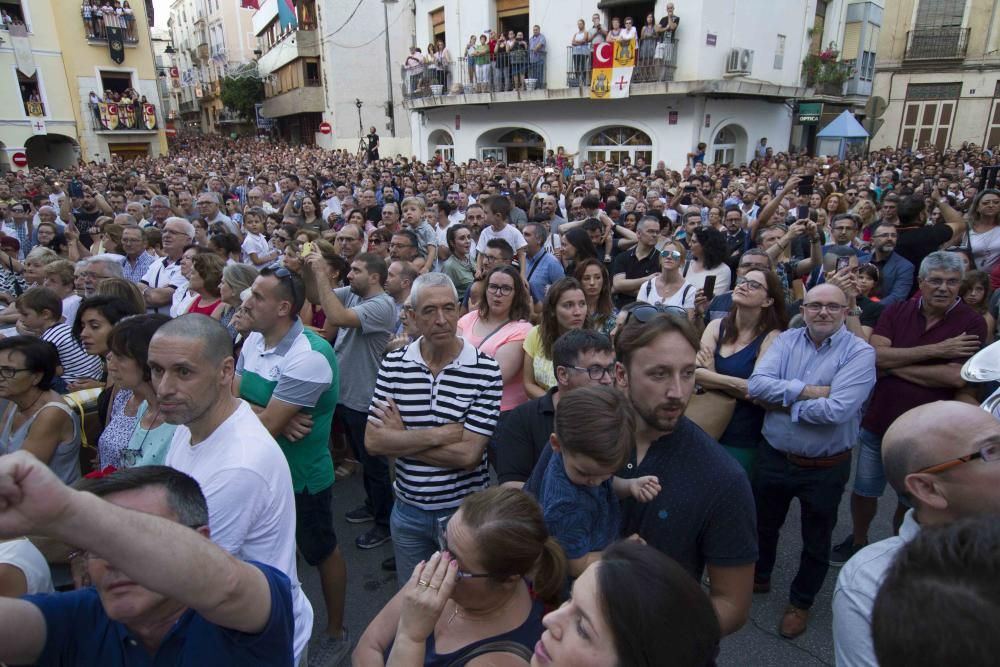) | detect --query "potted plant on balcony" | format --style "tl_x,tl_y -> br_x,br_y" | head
802,43 -> 854,96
